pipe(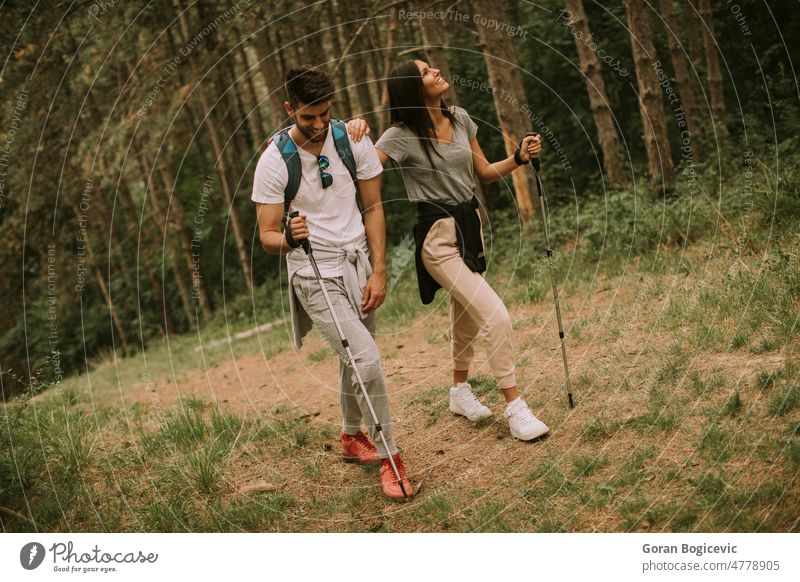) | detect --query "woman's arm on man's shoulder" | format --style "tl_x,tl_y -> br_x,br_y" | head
347,118 -> 391,167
